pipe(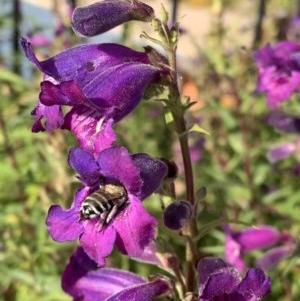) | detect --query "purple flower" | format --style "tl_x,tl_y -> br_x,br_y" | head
46,146 -> 168,265
224,225 -> 293,273
198,257 -> 271,301
253,41 -> 300,109
265,111 -> 300,134
72,0 -> 155,37
267,141 -> 298,163
20,38 -> 162,156
62,247 -> 171,301
256,243 -> 296,271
